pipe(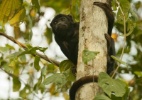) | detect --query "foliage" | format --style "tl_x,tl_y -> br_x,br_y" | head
0,0 -> 142,99
95,72 -> 129,100
82,49 -> 99,64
